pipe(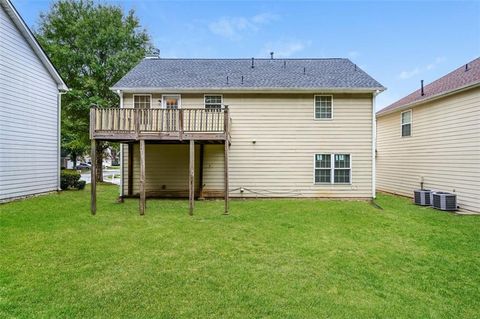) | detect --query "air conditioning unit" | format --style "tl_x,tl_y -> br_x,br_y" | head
432,192 -> 457,211
414,189 -> 432,206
